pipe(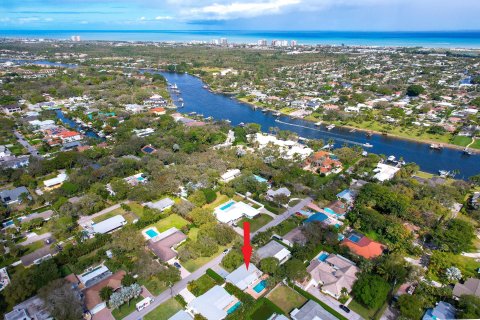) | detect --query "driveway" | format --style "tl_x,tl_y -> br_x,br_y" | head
307,287 -> 363,320
13,130 -> 42,158
253,197 -> 312,237
78,201 -> 130,226
20,232 -> 52,246
123,254 -> 224,320
168,259 -> 191,279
